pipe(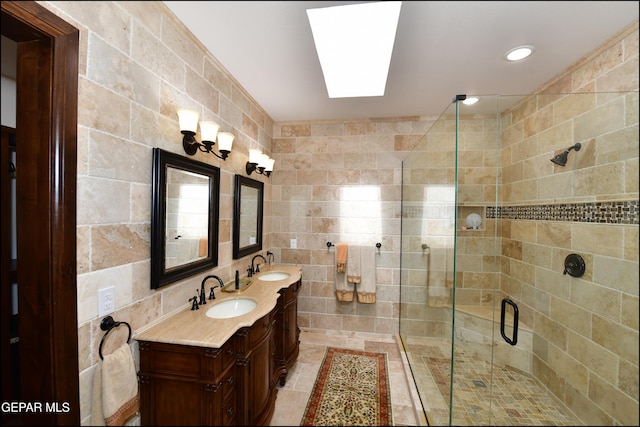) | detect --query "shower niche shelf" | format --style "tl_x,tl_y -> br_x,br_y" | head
457,206 -> 486,231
